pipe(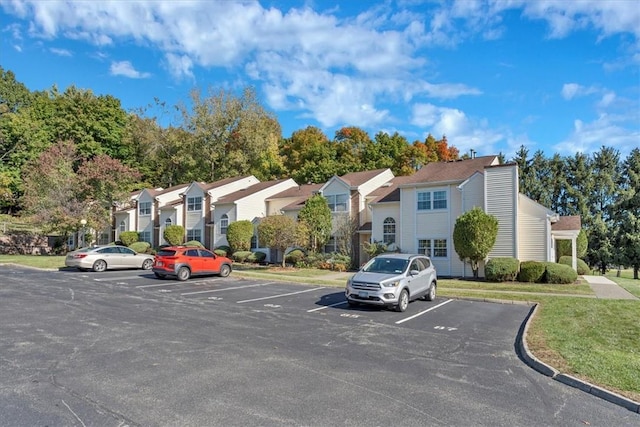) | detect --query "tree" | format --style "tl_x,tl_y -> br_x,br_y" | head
297,194 -> 332,252
163,225 -> 185,246
557,229 -> 588,260
334,213 -> 359,267
614,148 -> 640,279
257,215 -> 304,268
226,220 -> 254,252
453,207 -> 499,278
280,126 -> 337,183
